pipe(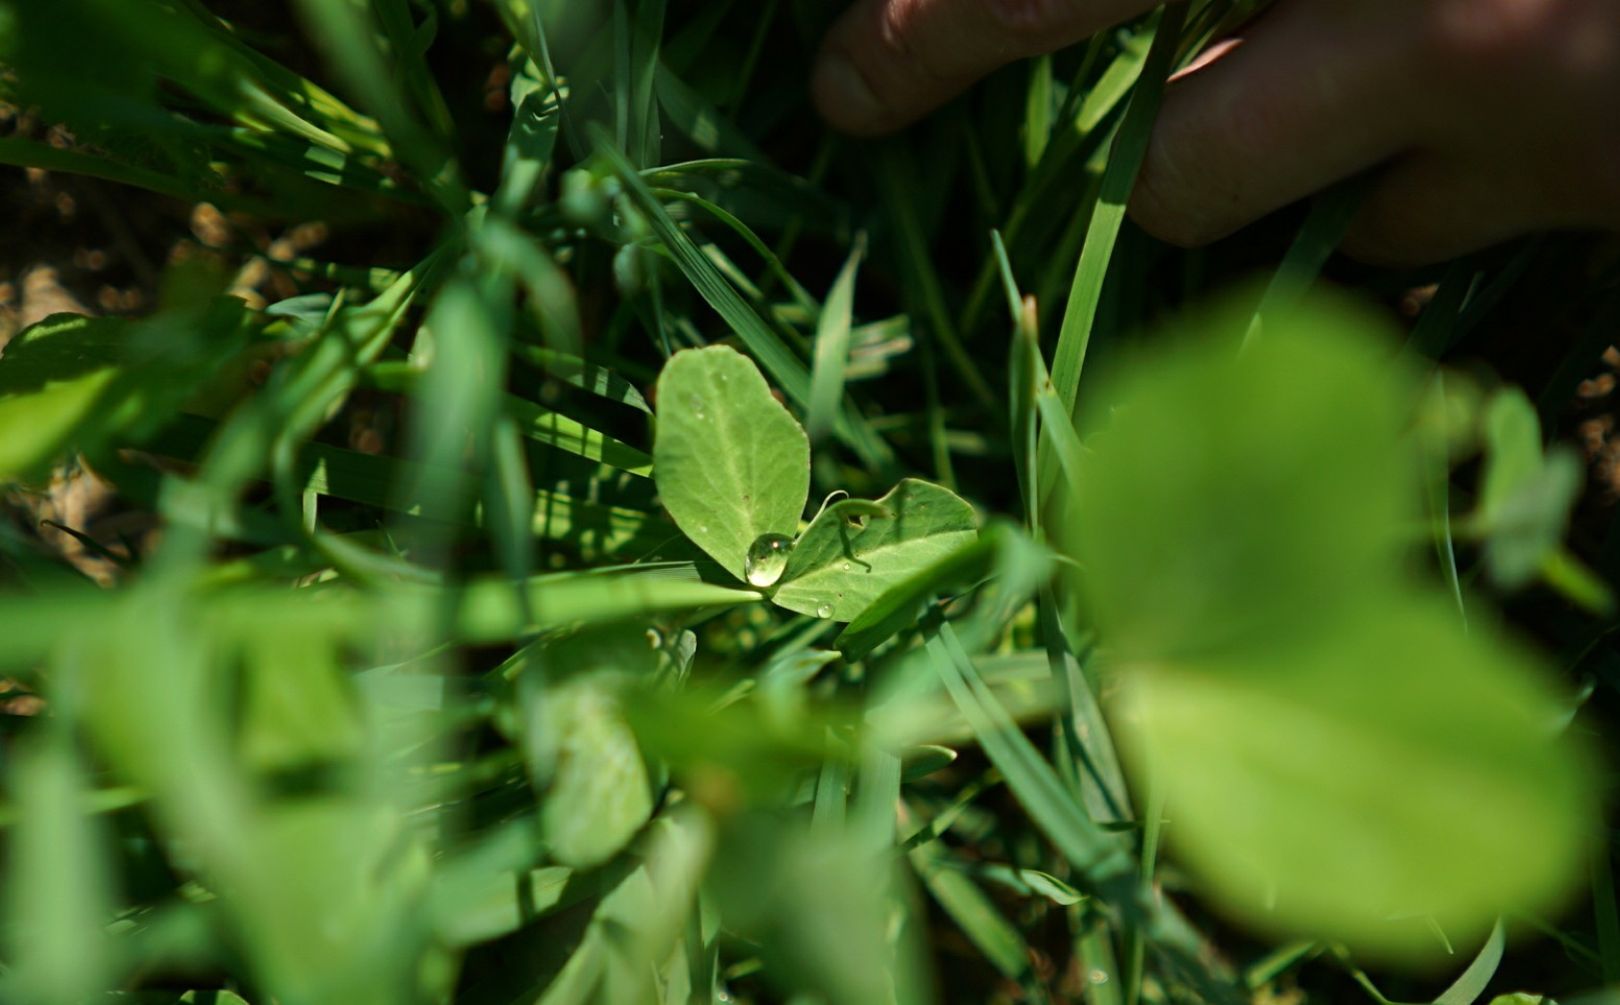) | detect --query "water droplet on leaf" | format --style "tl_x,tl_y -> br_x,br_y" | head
840,561 -> 852,572
744,533 -> 794,588
815,602 -> 834,619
